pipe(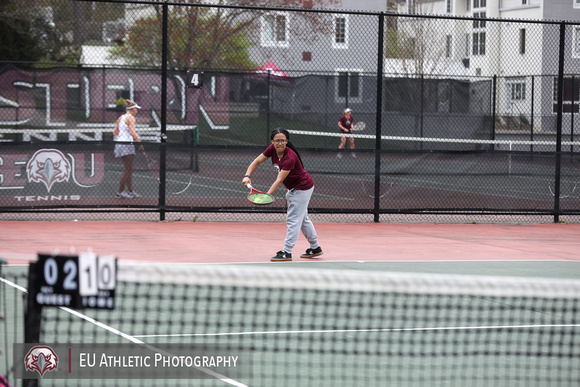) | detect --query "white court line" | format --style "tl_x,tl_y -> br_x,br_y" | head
0,276 -> 248,387
129,171 -> 353,201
